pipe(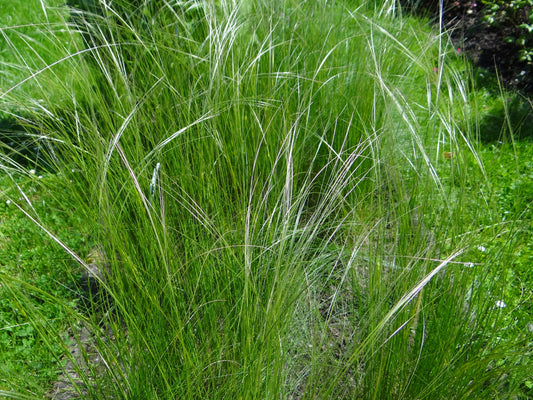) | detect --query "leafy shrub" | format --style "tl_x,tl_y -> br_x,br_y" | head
400,0 -> 533,64
480,0 -> 533,63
